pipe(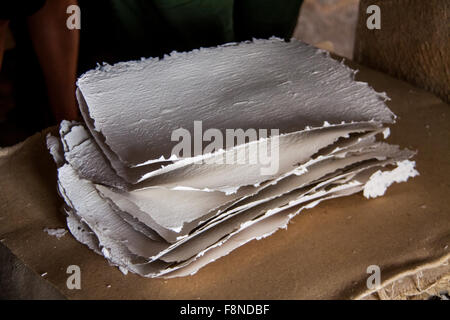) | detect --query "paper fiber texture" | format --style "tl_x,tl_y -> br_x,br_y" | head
77,38 -> 394,177
49,38 -> 419,278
